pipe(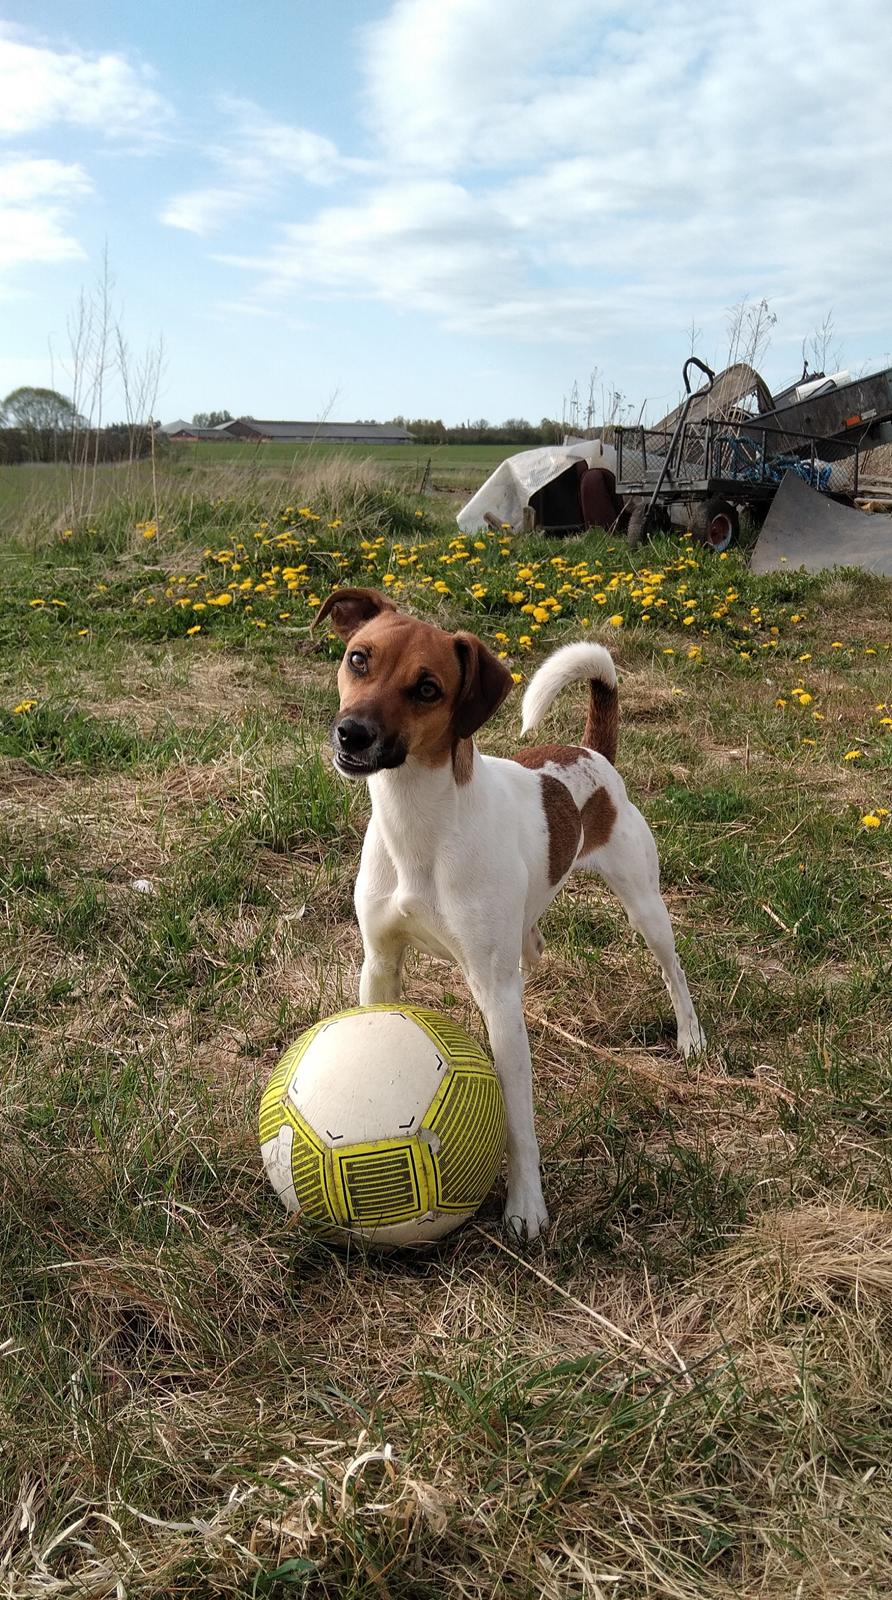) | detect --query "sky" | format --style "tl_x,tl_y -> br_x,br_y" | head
2,0 -> 891,427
